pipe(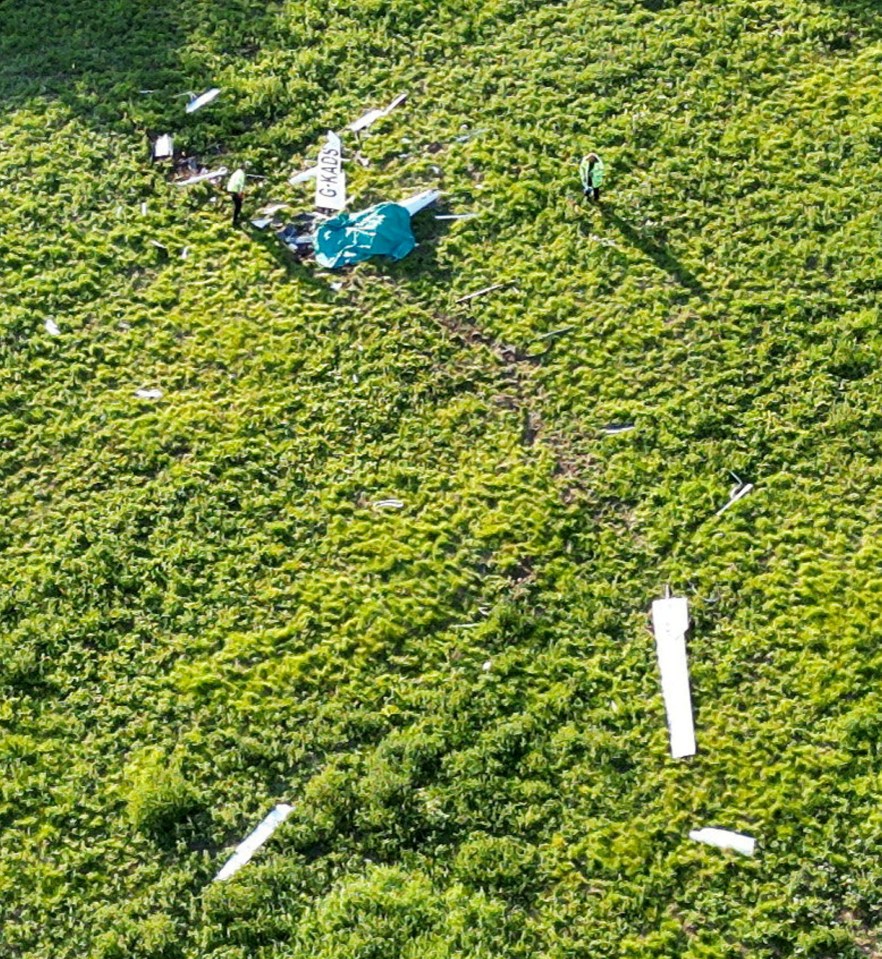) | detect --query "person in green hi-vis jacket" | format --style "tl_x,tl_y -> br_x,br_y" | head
226,168 -> 247,226
579,152 -> 604,202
